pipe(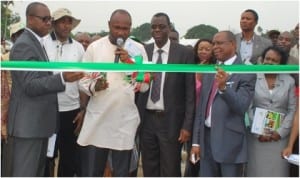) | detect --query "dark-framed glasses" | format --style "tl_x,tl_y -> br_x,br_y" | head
212,41 -> 231,46
30,15 -> 52,23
